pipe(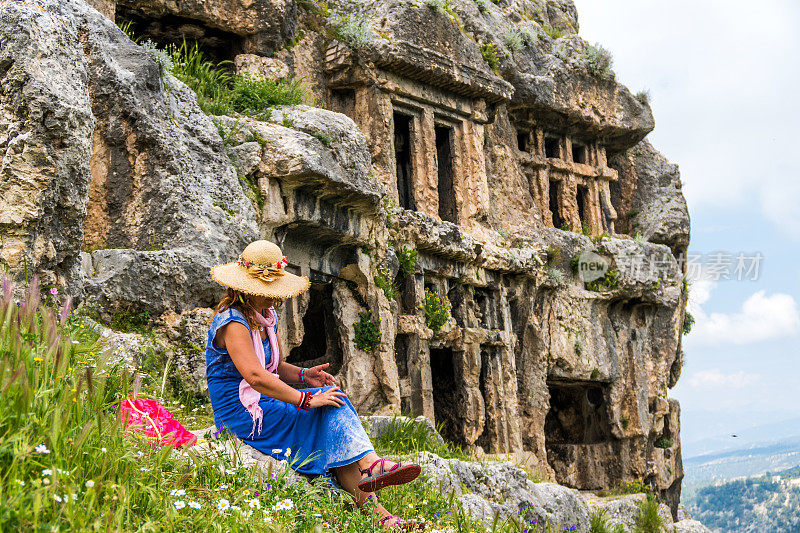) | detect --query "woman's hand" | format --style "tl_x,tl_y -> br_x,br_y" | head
304,363 -> 336,387
307,387 -> 348,409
